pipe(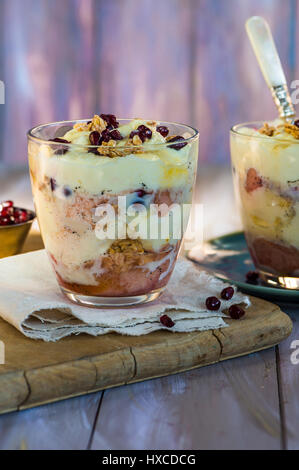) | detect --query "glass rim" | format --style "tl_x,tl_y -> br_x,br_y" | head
27,118 -> 200,149
230,120 -> 299,144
